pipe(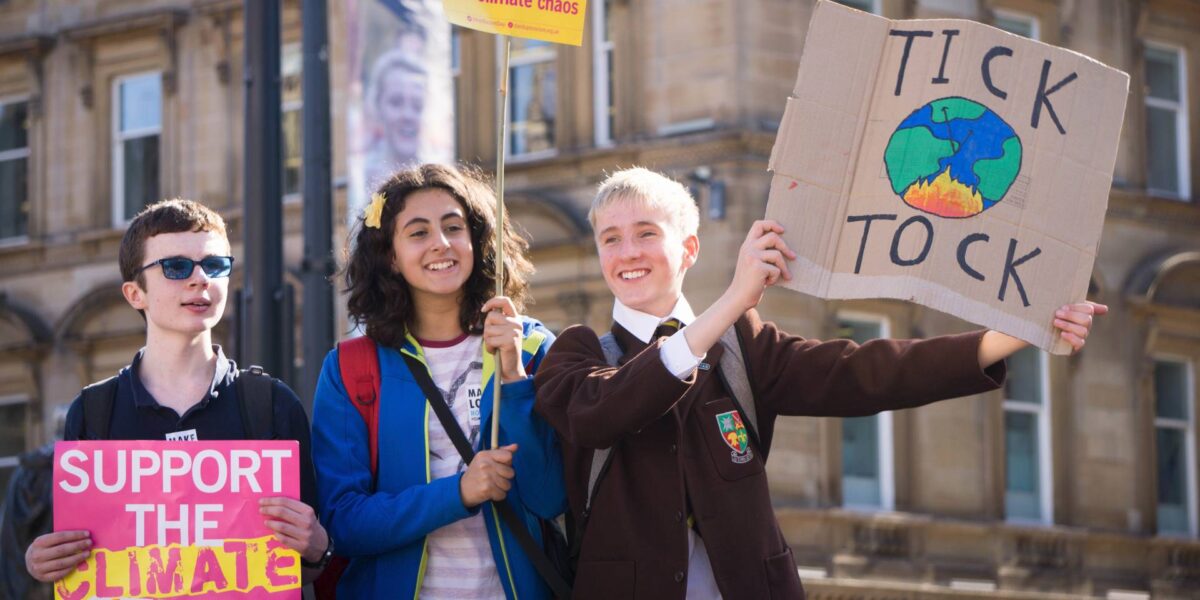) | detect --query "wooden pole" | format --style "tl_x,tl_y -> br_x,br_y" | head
491,36 -> 511,450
